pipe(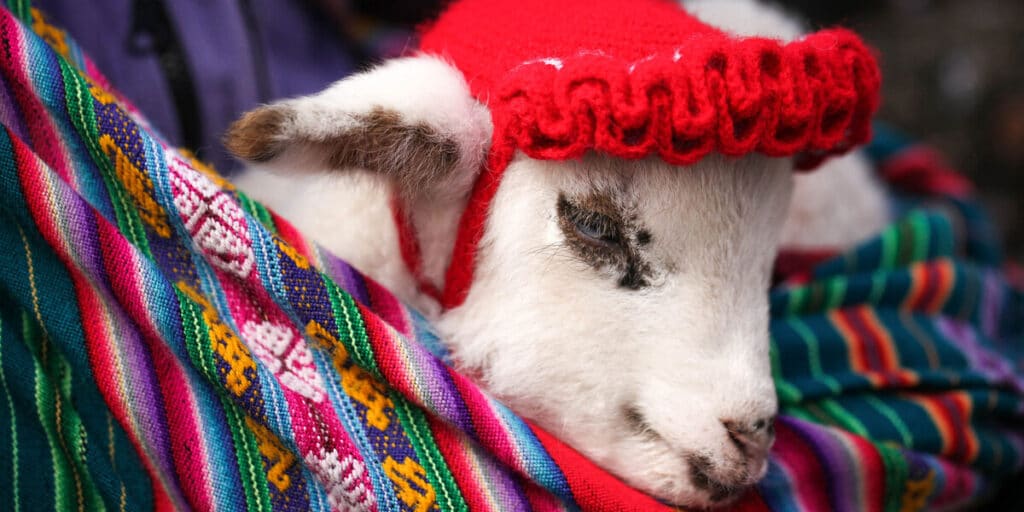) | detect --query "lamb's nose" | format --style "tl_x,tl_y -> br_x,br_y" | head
721,416 -> 775,455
